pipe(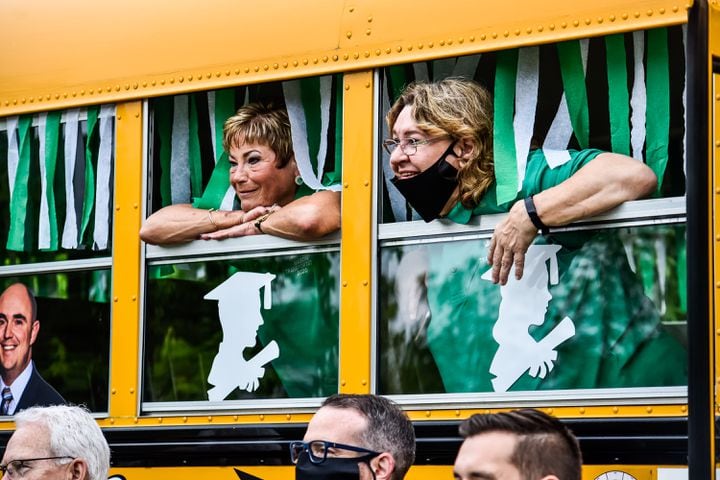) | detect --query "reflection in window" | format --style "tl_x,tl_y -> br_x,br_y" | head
378,225 -> 687,394
143,251 -> 340,403
0,271 -> 111,411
